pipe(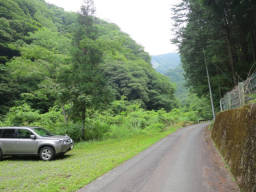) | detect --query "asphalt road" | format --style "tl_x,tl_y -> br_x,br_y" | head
78,123 -> 239,192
